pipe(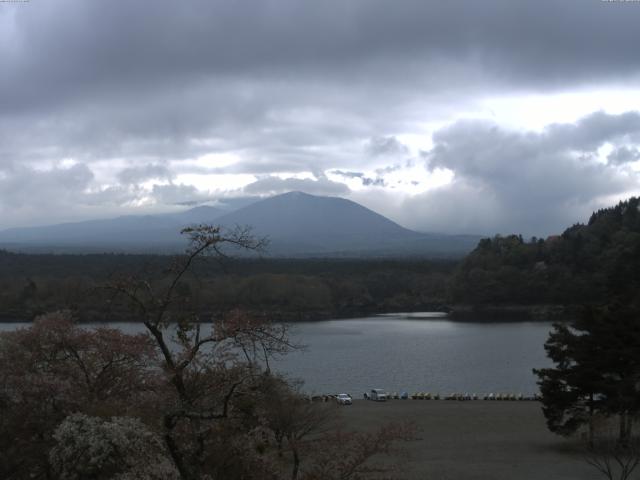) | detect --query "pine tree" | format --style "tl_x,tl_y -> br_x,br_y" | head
534,305 -> 640,445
